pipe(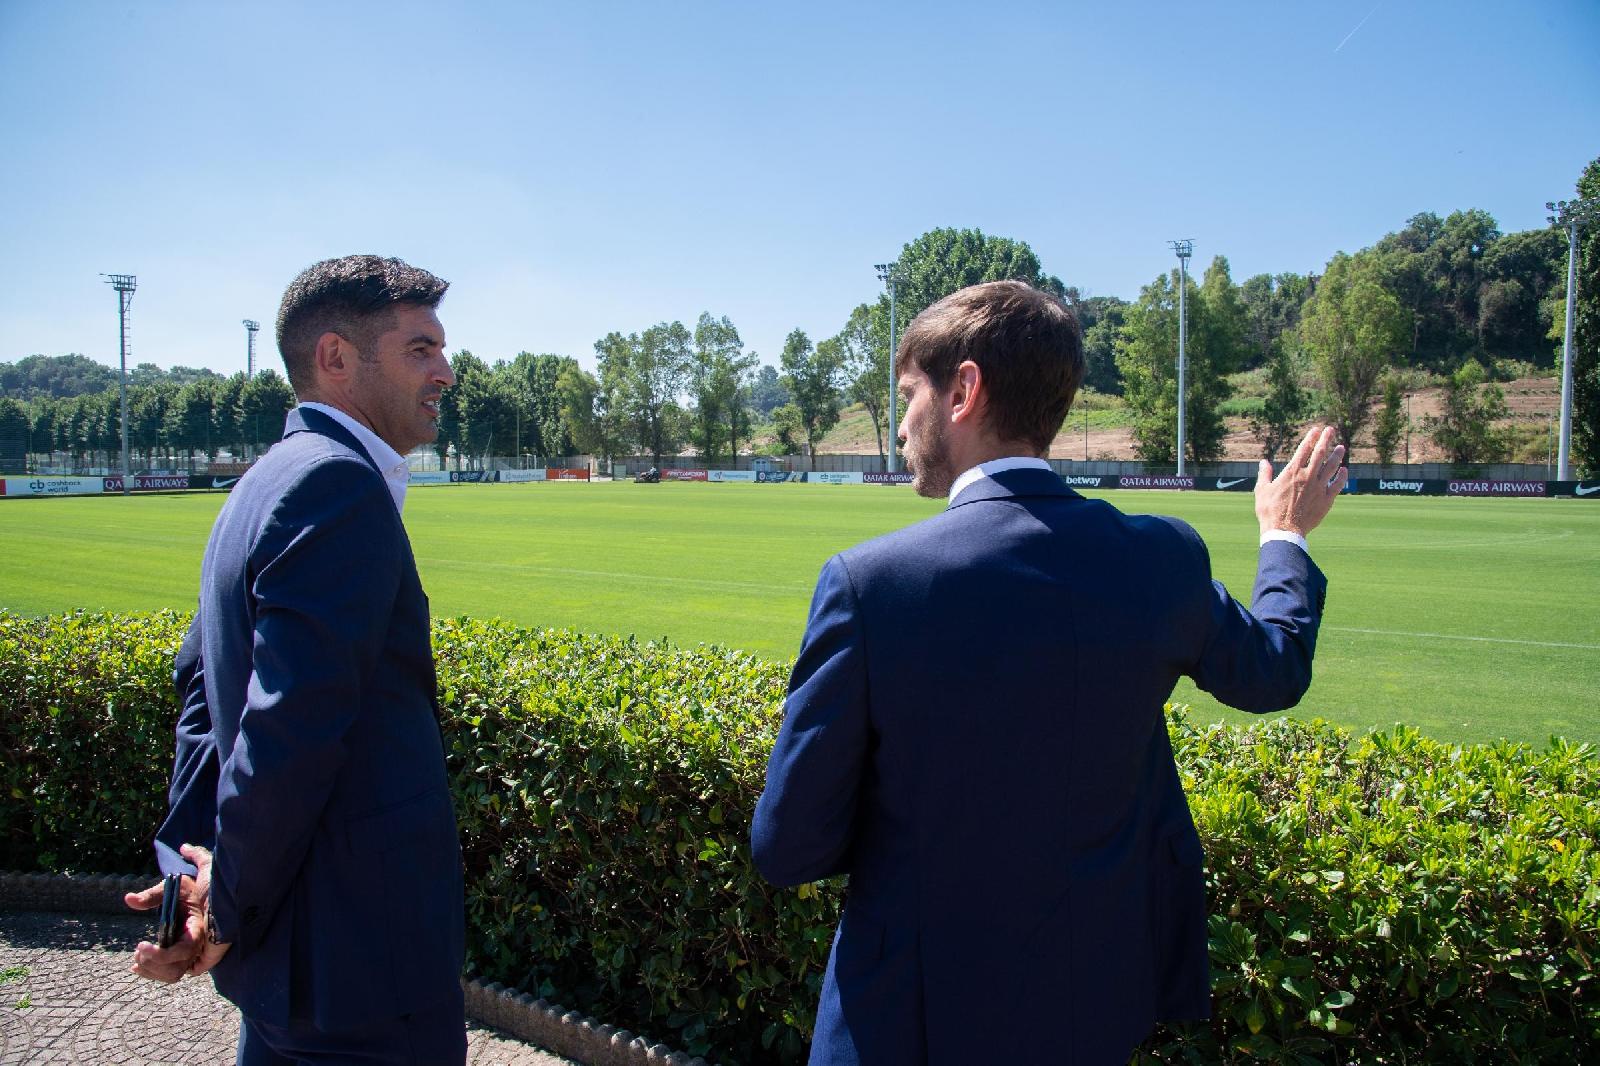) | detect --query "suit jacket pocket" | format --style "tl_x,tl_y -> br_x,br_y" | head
1153,829 -> 1209,1021
346,789 -> 450,856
